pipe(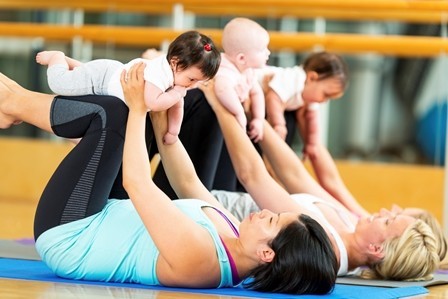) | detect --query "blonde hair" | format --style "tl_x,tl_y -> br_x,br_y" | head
361,220 -> 439,281
414,211 -> 447,261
